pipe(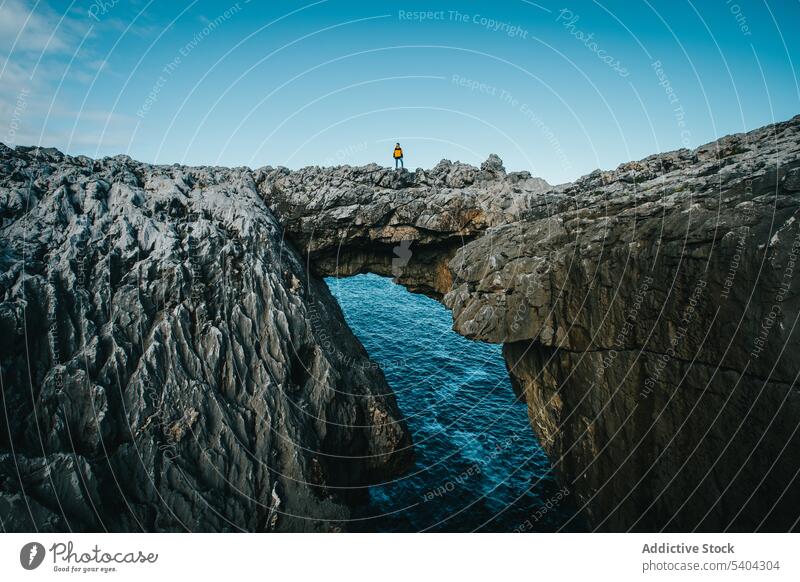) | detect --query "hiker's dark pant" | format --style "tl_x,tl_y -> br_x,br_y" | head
395,157 -> 403,169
